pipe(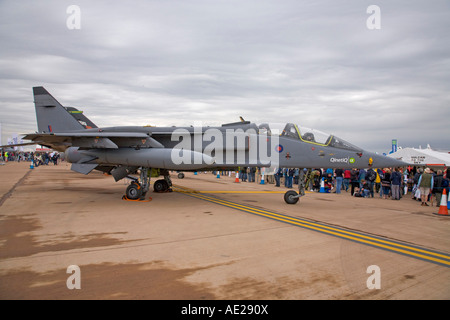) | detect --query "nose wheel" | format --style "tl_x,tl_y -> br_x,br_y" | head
284,190 -> 300,204
284,168 -> 310,204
